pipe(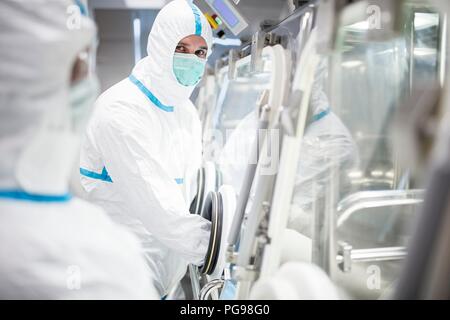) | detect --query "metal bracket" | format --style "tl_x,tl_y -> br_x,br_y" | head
256,201 -> 271,243
250,31 -> 266,74
260,19 -> 278,30
250,31 -> 282,74
226,244 -> 239,264
337,242 -> 408,273
228,49 -> 240,80
265,32 -> 282,46
337,241 -> 353,272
